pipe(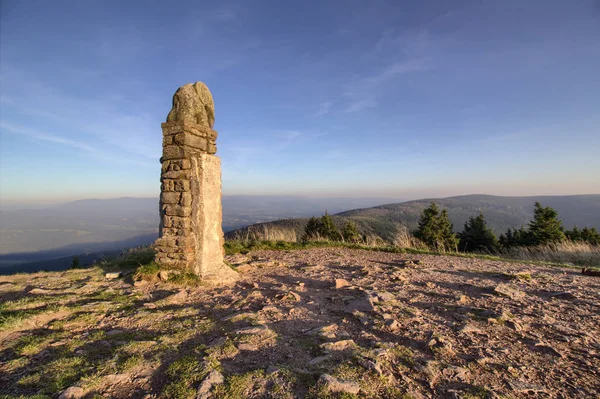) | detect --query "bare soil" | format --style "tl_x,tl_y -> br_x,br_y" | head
1,248 -> 599,398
